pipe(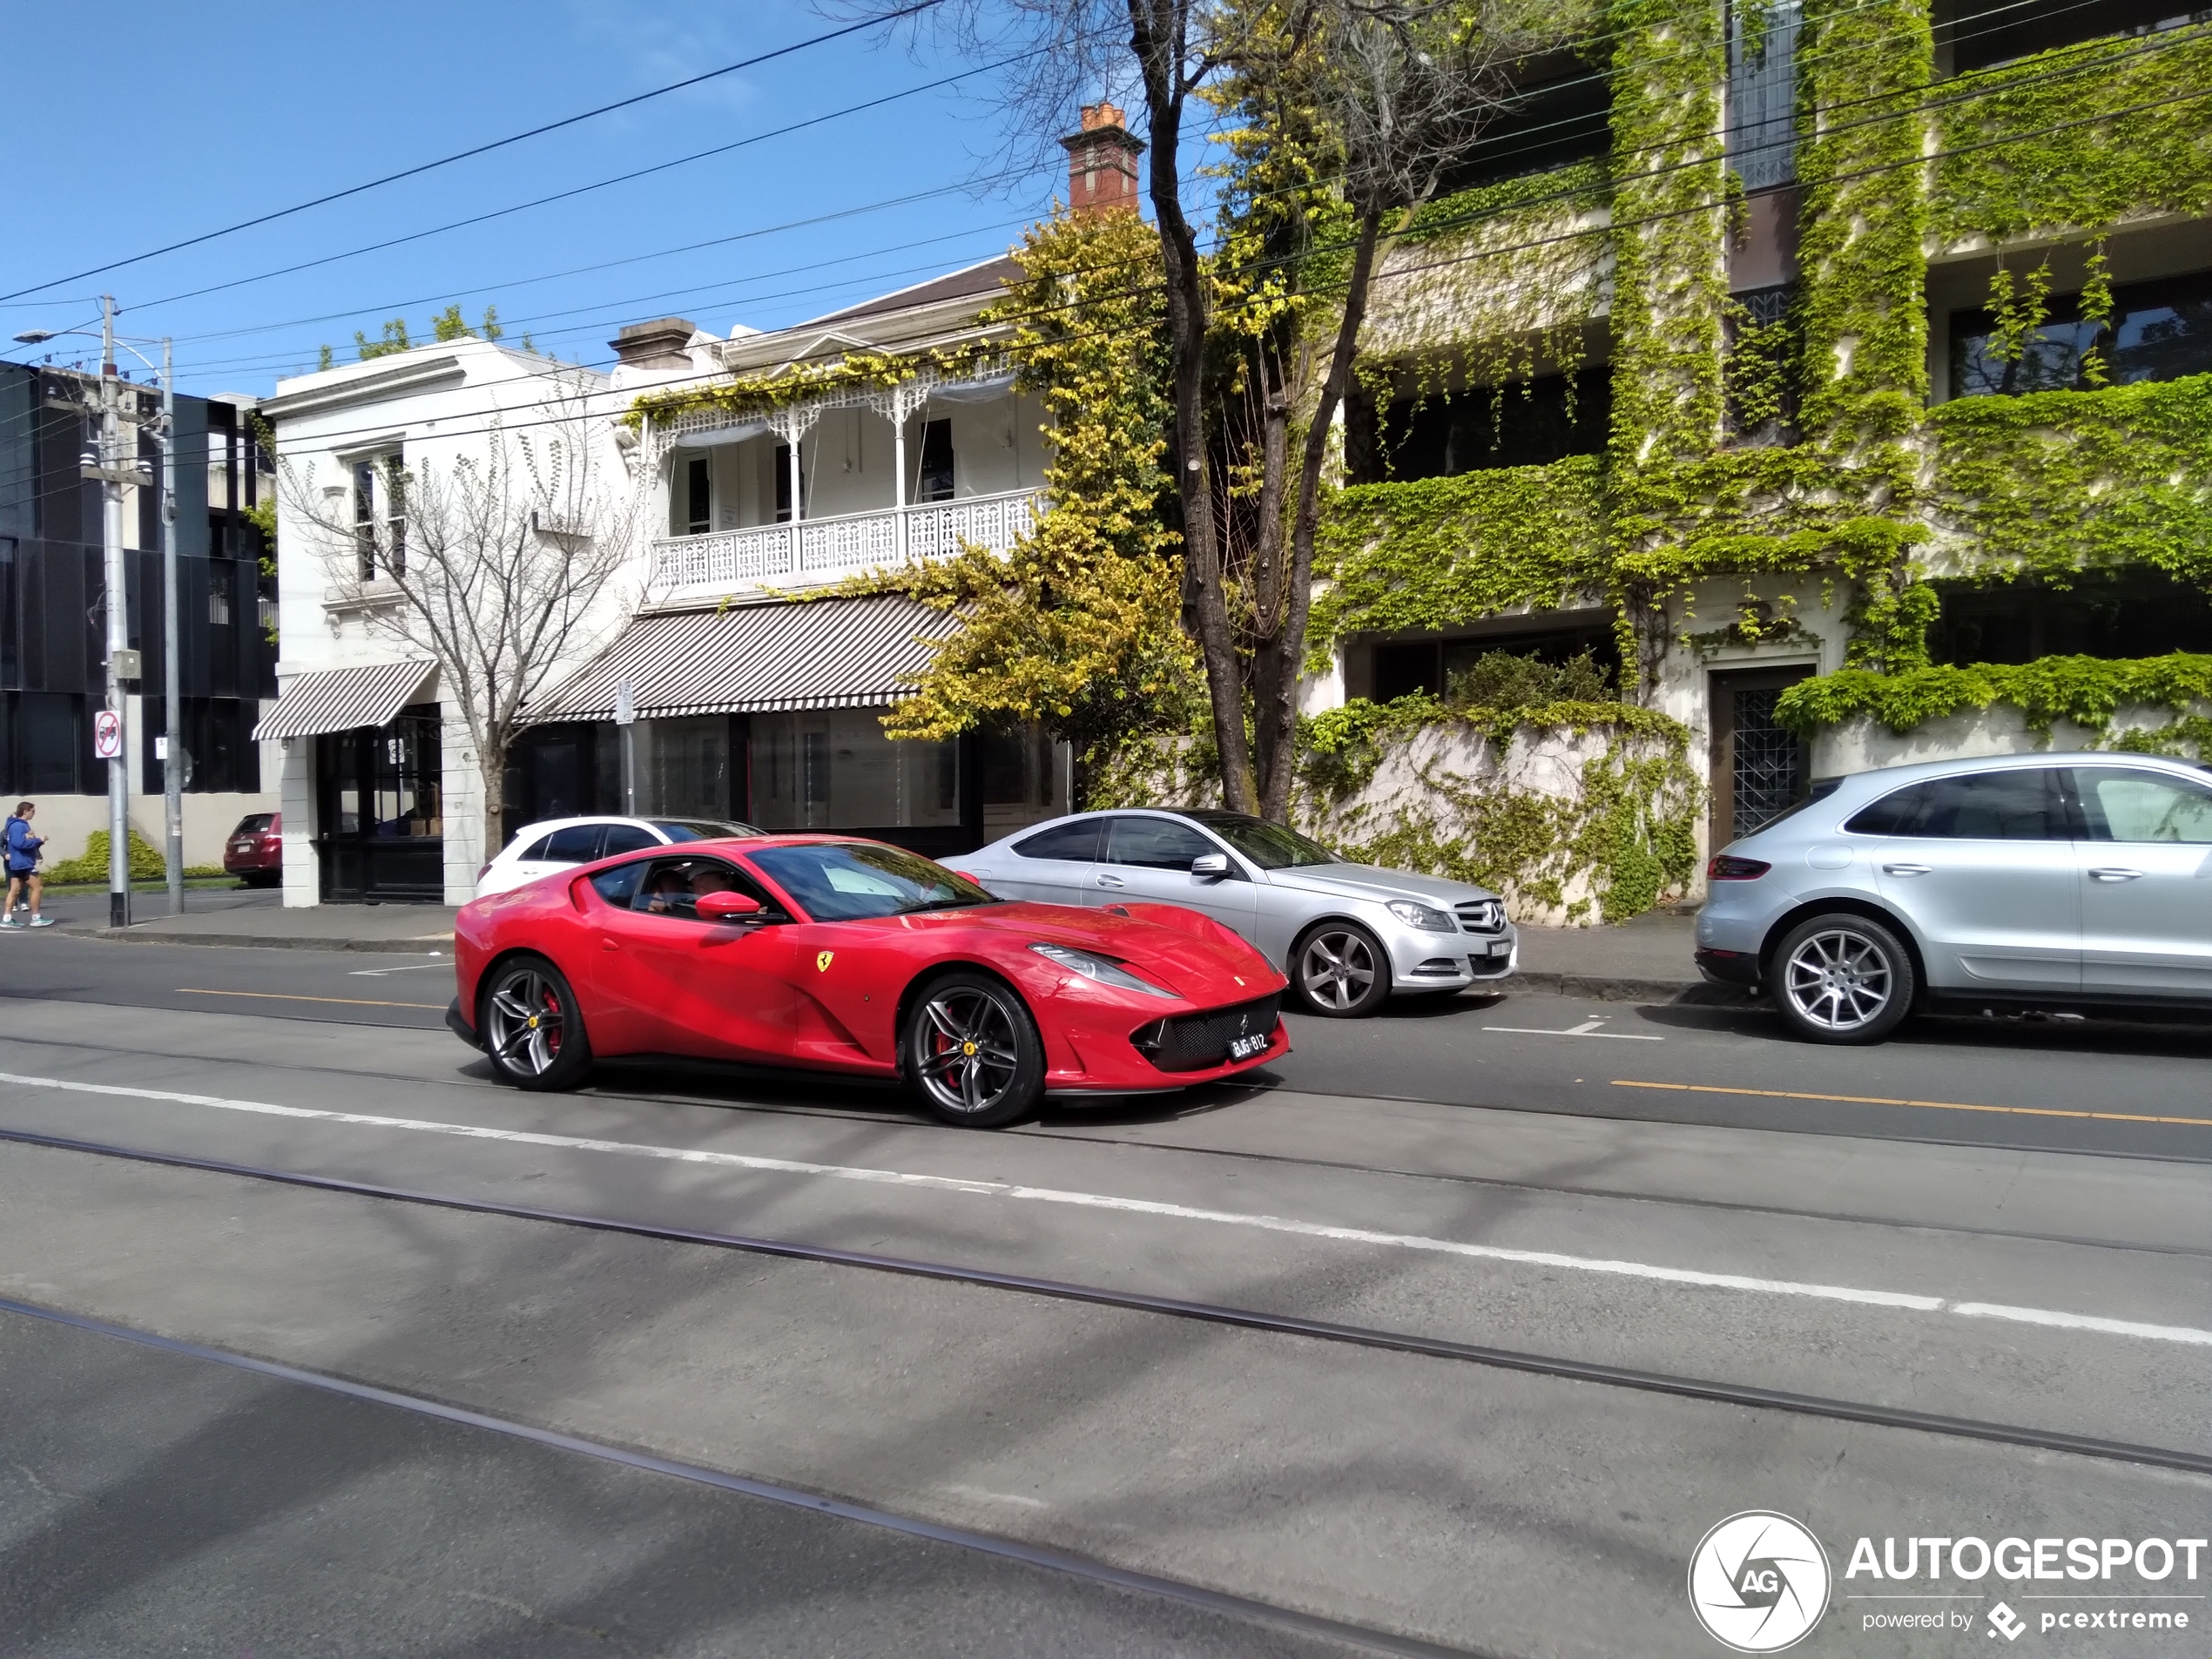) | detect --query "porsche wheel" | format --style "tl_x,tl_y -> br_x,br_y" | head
481,954 -> 593,1091
1291,921 -> 1391,1017
1770,913 -> 1915,1045
904,972 -> 1044,1129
